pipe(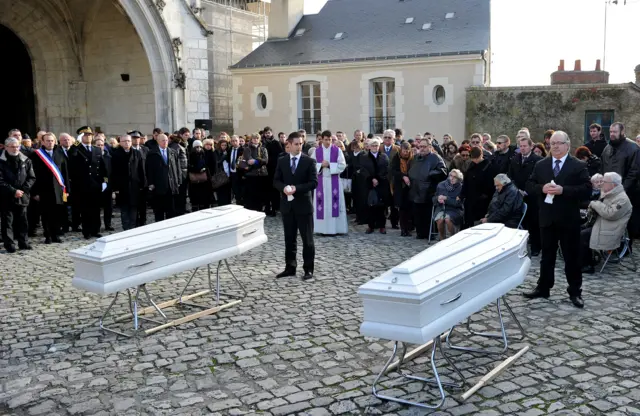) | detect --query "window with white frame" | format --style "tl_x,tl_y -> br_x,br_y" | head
298,82 -> 322,133
370,78 -> 395,134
